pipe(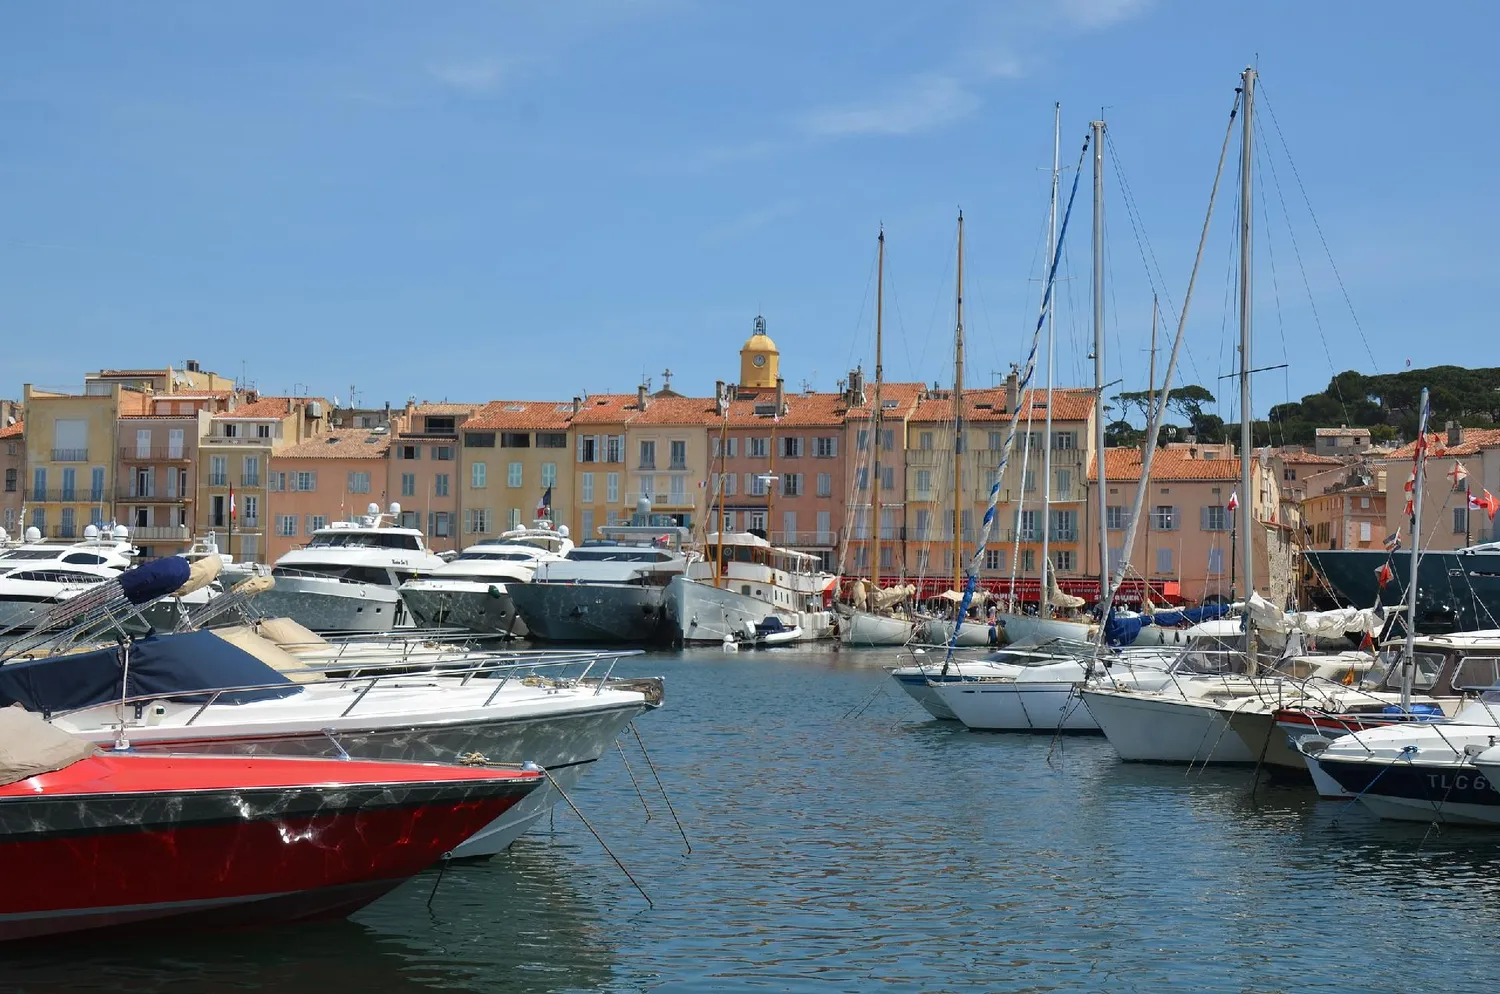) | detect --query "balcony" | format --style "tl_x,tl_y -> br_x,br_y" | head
1050,529 -> 1078,542
50,448 -> 88,462
627,491 -> 695,509
116,485 -> 189,503
120,445 -> 190,462
24,489 -> 106,504
767,530 -> 840,547
131,525 -> 190,542
208,474 -> 229,487
204,434 -> 271,446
